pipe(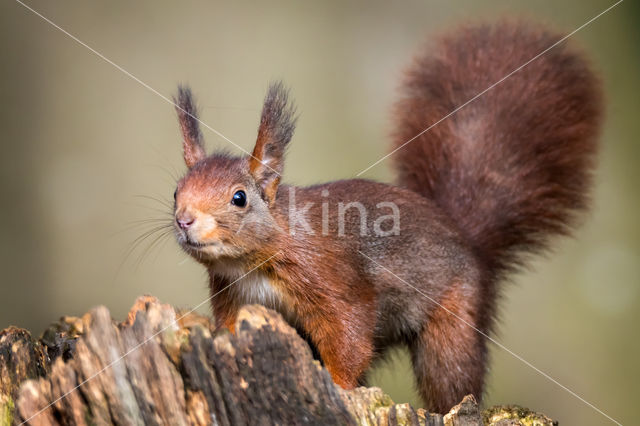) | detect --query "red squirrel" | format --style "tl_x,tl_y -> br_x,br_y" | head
170,21 -> 602,413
